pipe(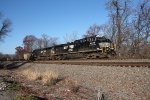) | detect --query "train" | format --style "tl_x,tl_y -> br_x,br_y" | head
30,35 -> 116,60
